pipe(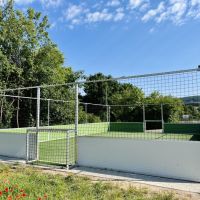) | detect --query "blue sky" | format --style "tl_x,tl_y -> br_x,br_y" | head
8,0 -> 200,77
